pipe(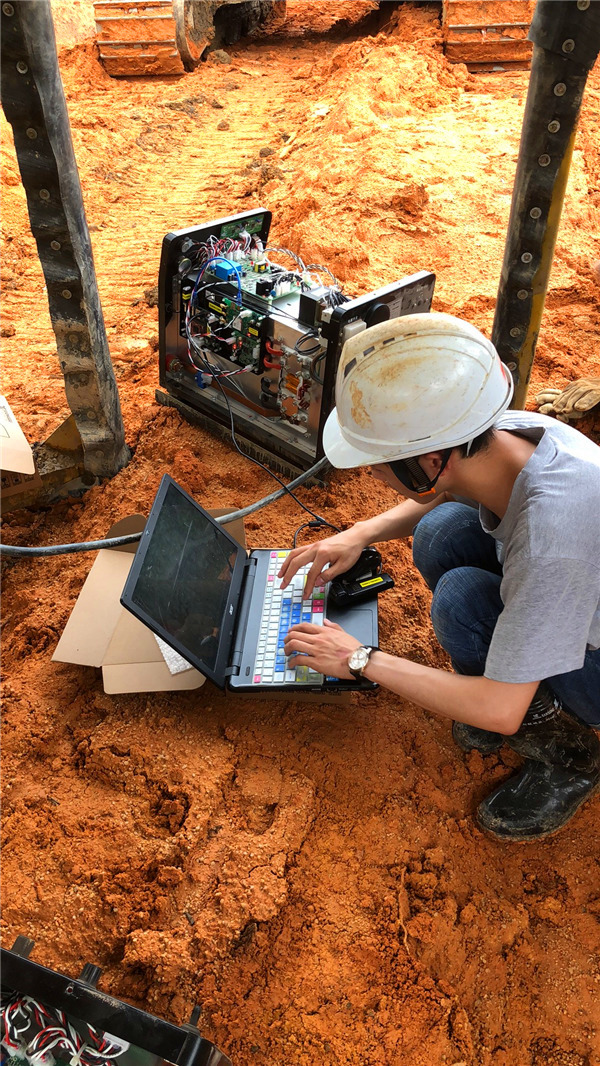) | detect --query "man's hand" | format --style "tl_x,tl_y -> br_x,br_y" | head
278,527 -> 369,599
284,618 -> 362,678
535,377 -> 600,422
